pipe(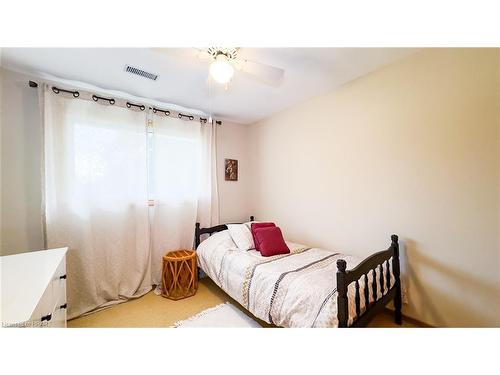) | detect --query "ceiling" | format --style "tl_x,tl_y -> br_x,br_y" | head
1,48 -> 419,124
